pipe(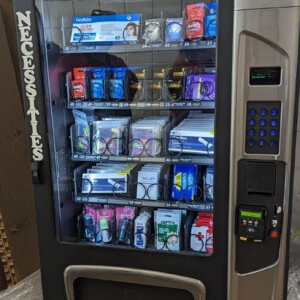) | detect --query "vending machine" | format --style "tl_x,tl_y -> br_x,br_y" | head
12,0 -> 300,299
